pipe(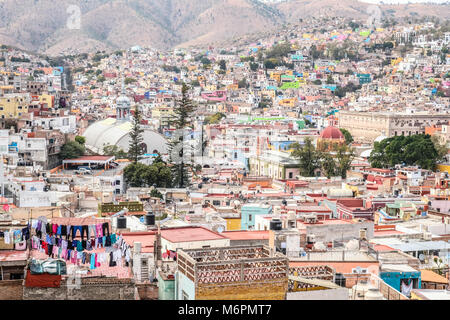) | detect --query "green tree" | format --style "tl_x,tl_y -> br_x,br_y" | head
369,134 -> 440,170
124,77 -> 136,85
320,152 -> 336,178
74,136 -> 86,145
60,141 -> 85,159
123,162 -> 173,188
150,188 -> 163,199
291,138 -> 322,177
200,57 -> 211,66
340,128 -> 354,145
128,105 -> 144,163
238,78 -> 248,88
249,62 -> 259,71
335,145 -> 355,179
169,83 -> 196,188
103,144 -> 128,159
204,112 -> 226,124
218,60 -> 227,71
326,74 -> 335,84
